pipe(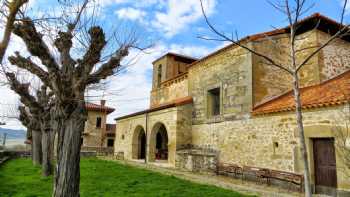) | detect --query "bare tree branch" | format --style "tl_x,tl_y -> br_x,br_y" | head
85,45 -> 130,85
75,26 -> 107,83
13,18 -> 60,75
8,52 -> 50,85
0,0 -> 28,62
5,72 -> 43,115
199,0 -> 293,74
